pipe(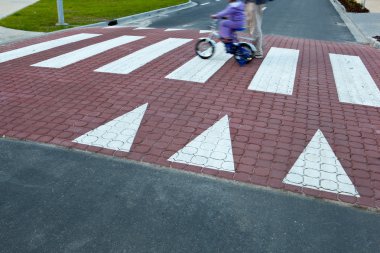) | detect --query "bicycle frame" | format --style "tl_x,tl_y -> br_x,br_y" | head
201,19 -> 256,52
